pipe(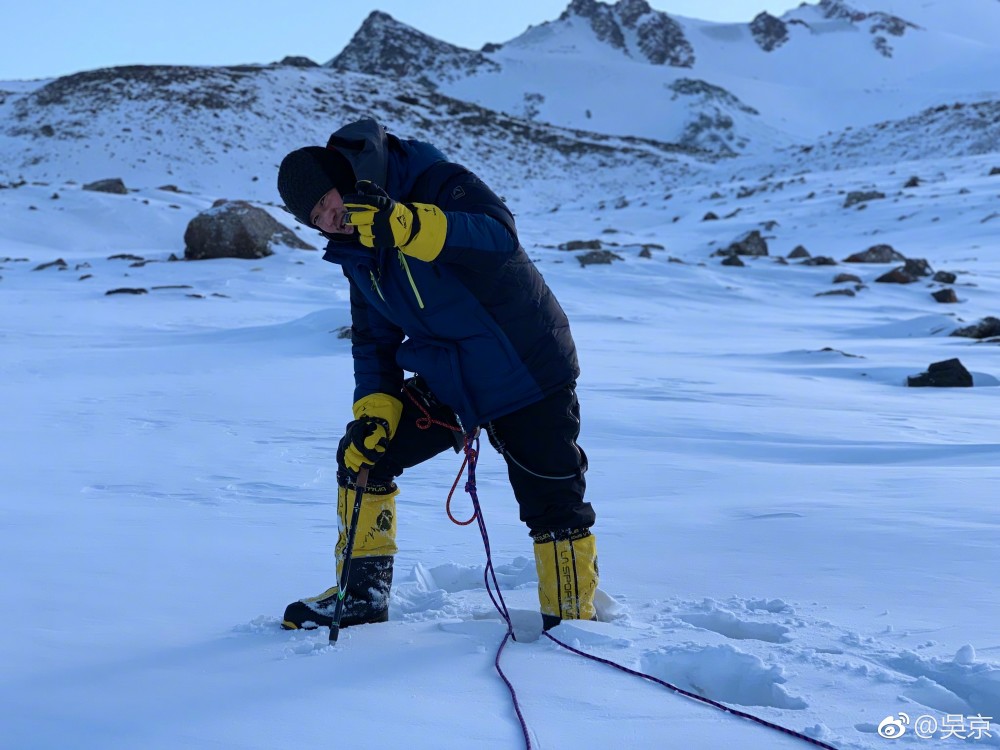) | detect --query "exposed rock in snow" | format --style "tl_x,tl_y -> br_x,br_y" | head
183,200 -> 314,260
328,11 -> 499,82
561,0 -> 694,67
667,79 -> 760,154
562,0 -> 627,50
750,12 -> 790,52
804,0 -> 921,57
